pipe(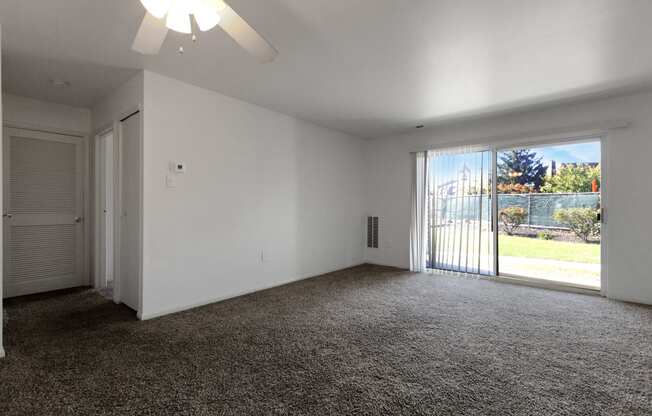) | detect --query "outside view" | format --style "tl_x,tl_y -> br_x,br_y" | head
497,141 -> 601,288
426,141 -> 601,289
426,149 -> 493,275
